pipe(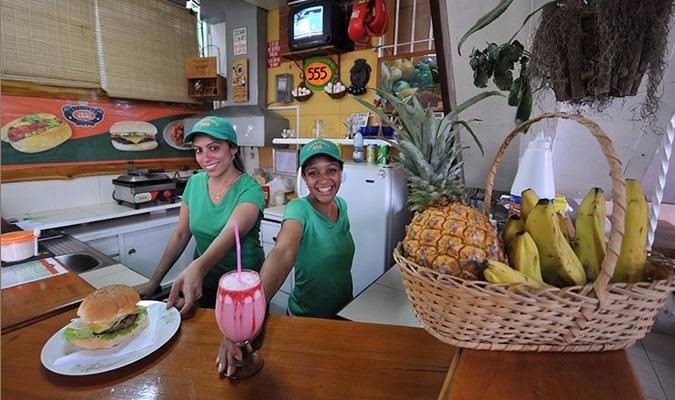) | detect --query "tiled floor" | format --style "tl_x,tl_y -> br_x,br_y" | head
628,303 -> 675,400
